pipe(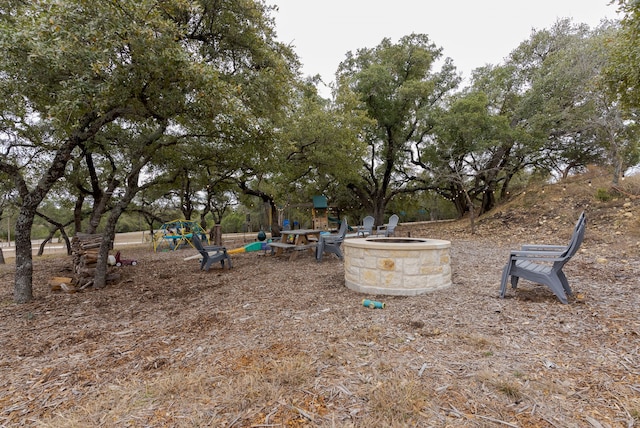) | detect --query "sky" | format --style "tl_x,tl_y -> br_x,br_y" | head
269,0 -> 620,96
